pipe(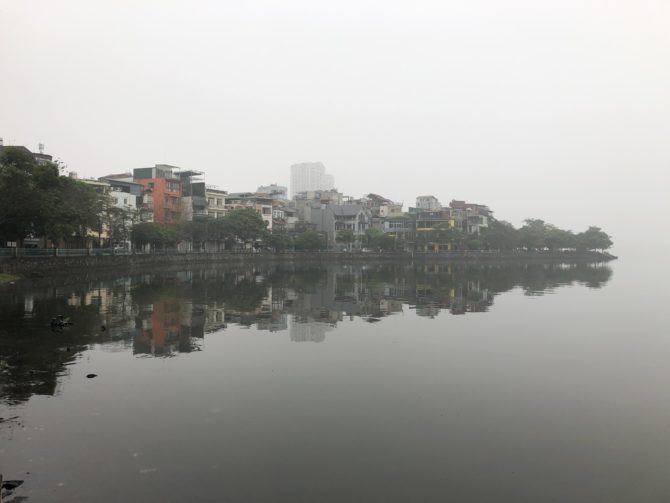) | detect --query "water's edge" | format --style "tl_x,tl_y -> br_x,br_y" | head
0,250 -> 615,282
